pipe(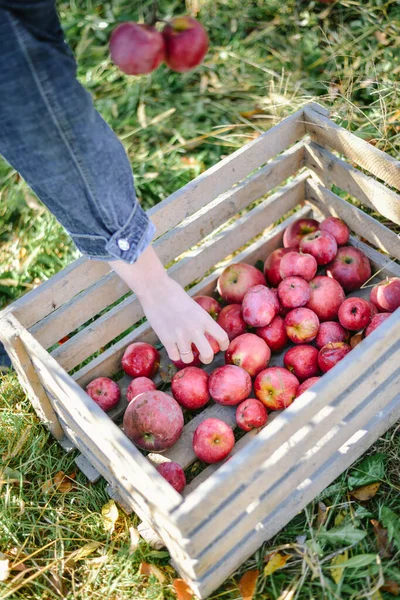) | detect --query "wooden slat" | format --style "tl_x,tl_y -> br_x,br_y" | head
73,205 -> 313,387
303,106 -> 400,191
306,179 -> 400,260
0,315 -> 64,440
30,143 -> 304,349
191,392 -> 400,599
147,107 -> 306,237
0,257 -> 110,330
187,342 -> 400,565
304,141 -> 400,225
173,310 -> 400,534
51,175 -> 307,373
